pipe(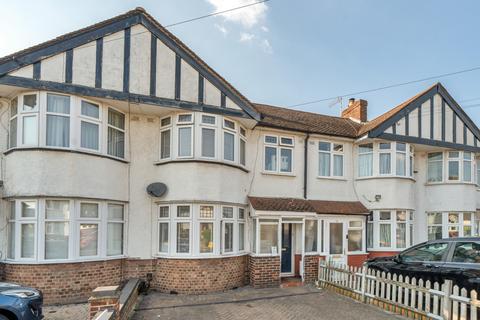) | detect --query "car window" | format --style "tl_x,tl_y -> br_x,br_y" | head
452,242 -> 480,263
401,242 -> 449,262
